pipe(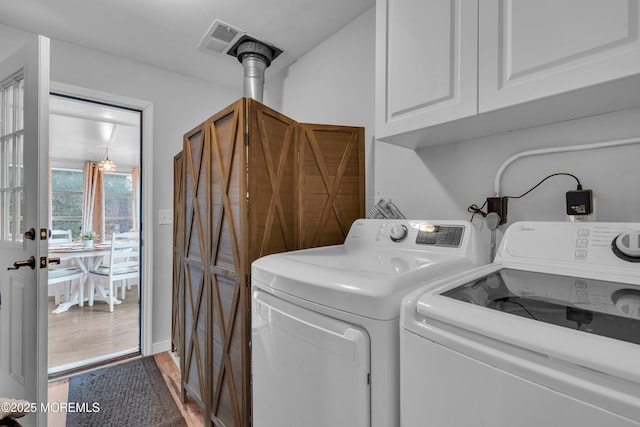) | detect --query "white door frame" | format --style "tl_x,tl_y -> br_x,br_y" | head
50,82 -> 154,356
